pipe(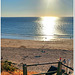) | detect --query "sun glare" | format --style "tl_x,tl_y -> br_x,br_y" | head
41,17 -> 58,41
